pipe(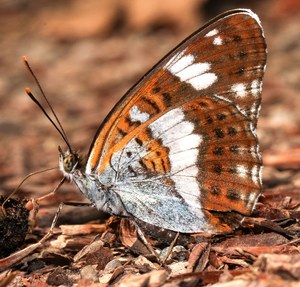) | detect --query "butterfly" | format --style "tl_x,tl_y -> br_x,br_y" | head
55,9 -> 267,235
